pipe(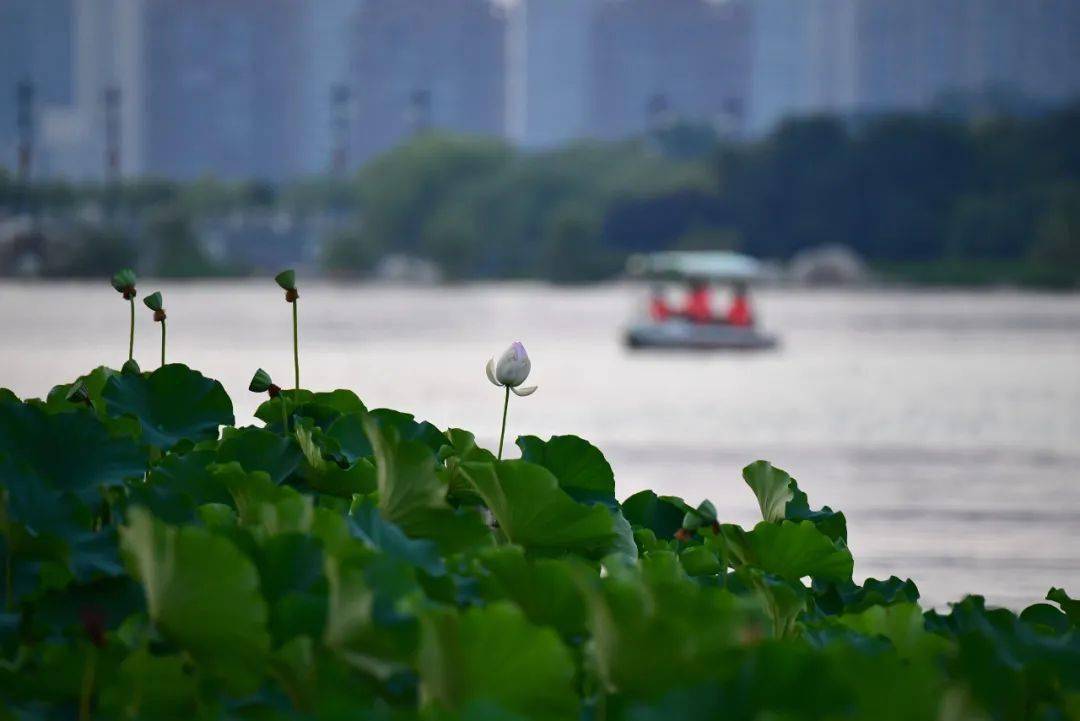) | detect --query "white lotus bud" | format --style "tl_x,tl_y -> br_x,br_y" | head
486,341 -> 533,388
